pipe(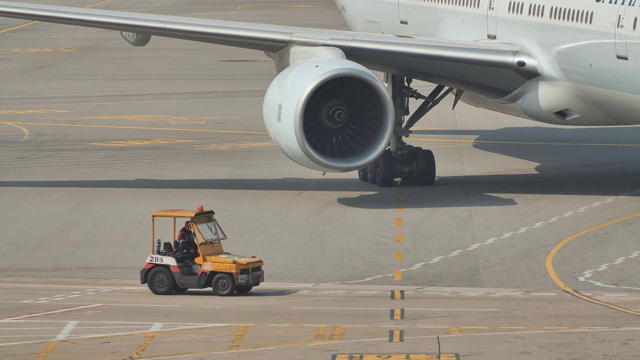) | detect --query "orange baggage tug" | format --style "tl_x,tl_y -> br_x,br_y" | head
140,207 -> 264,295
